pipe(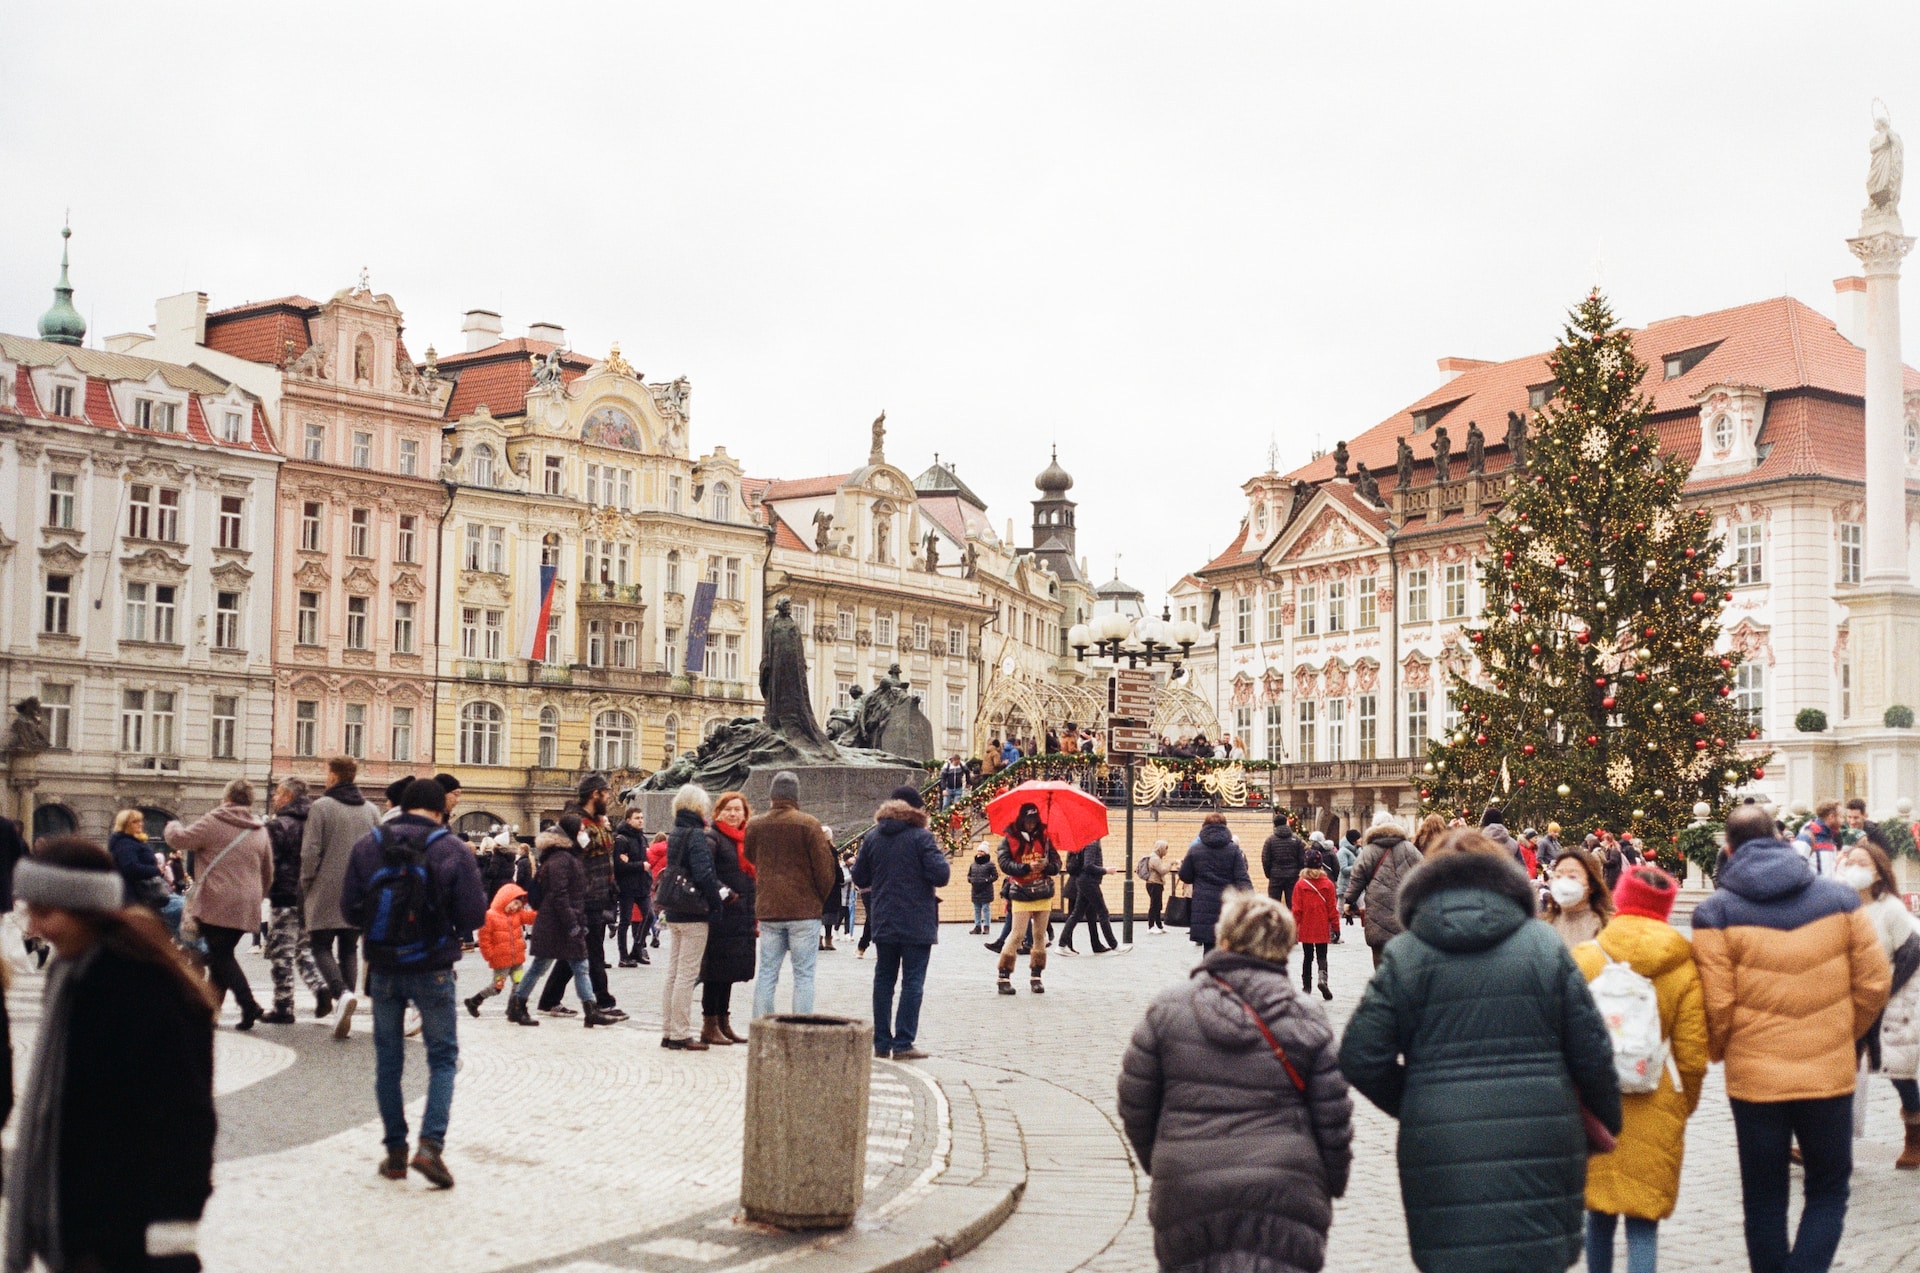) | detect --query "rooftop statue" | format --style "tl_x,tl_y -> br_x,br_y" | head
1869,108 -> 1903,215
